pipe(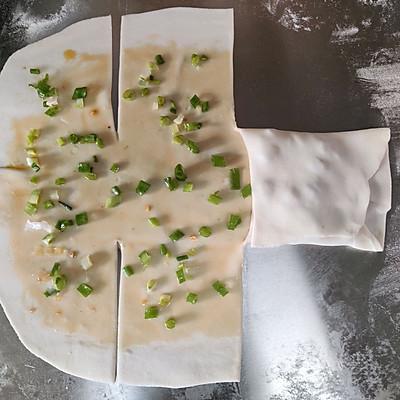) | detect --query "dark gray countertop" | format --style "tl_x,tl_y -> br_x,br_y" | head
0,1 -> 399,399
